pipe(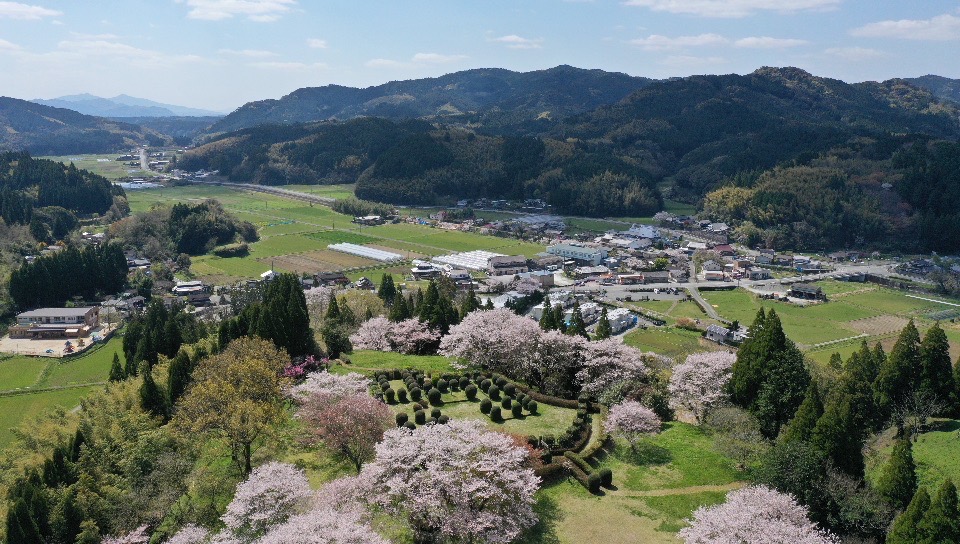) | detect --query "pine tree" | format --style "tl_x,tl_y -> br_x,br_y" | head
917,479 -> 960,543
5,498 -> 42,544
553,304 -> 567,333
389,291 -> 411,322
325,293 -> 341,321
167,349 -> 192,407
539,296 -> 556,330
419,281 -> 440,321
162,315 -> 182,358
781,381 -> 823,443
108,352 -> 125,382
483,298 -> 494,310
594,308 -> 612,340
377,273 -> 397,304
567,302 -> 589,339
729,308 -> 769,406
842,346 -> 882,431
919,323 -> 957,414
875,438 -> 917,510
284,278 -> 313,356
139,364 -> 169,421
459,287 -> 481,318
888,487 -> 930,544
875,320 -> 922,419
809,391 -> 864,476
